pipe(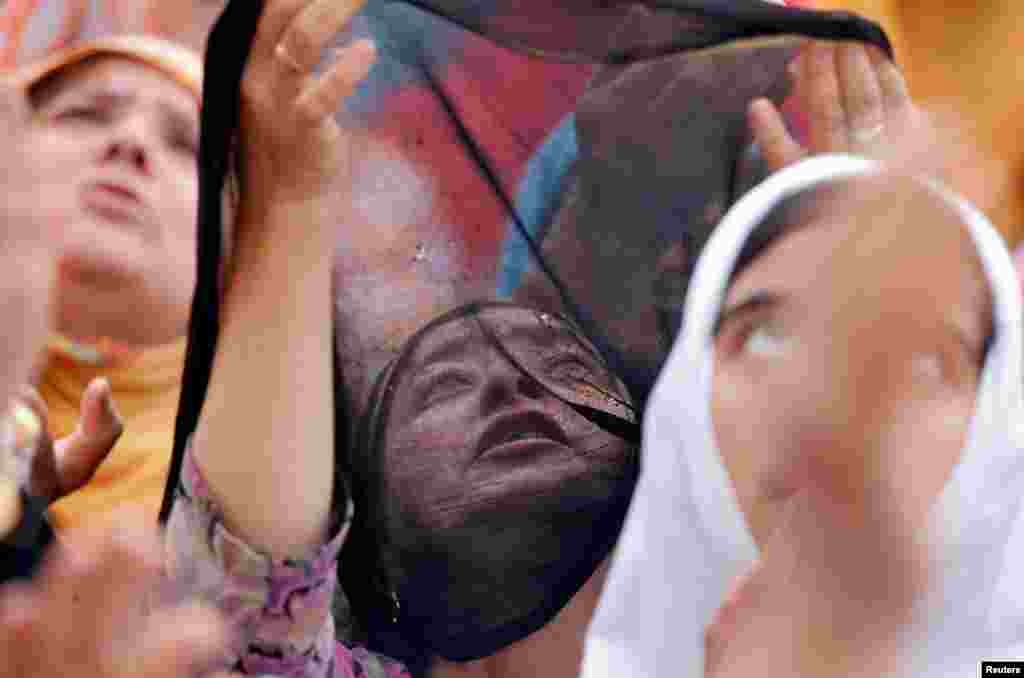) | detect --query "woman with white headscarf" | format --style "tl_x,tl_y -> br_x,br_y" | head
582,153 -> 1024,677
